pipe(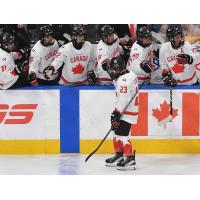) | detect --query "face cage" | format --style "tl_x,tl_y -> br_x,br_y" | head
137,35 -> 152,48
107,68 -> 121,80
41,34 -> 54,46
3,42 -> 16,52
72,35 -> 86,49
170,34 -> 184,49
